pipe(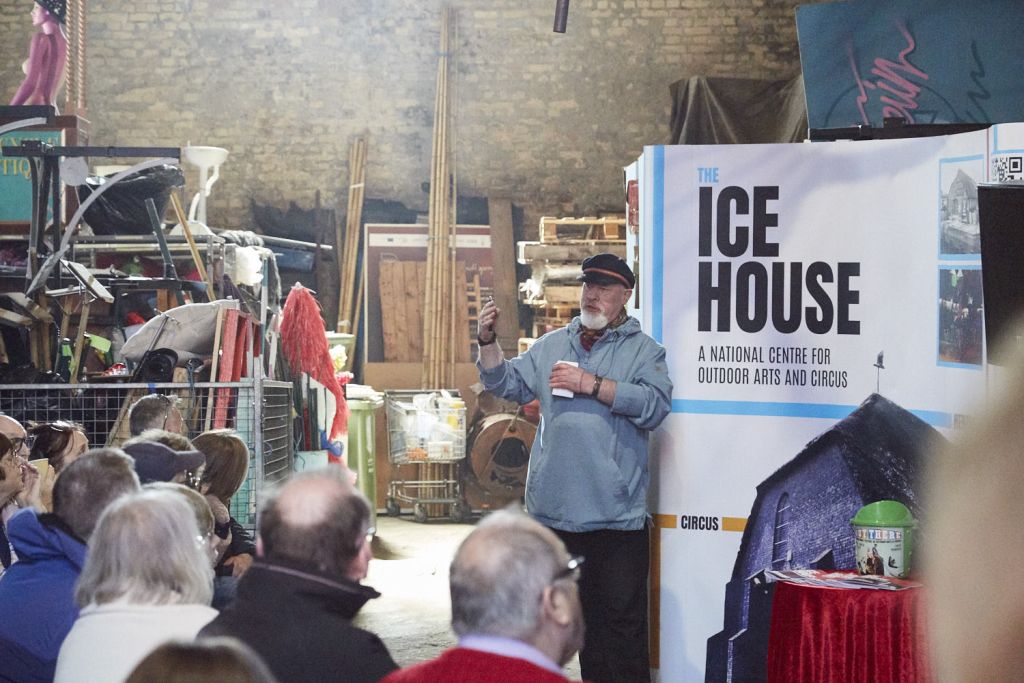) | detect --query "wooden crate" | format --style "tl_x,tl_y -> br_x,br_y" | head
532,317 -> 571,337
541,284 -> 582,304
518,240 -> 627,263
530,303 -> 578,337
531,303 -> 579,319
538,216 -> 626,243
